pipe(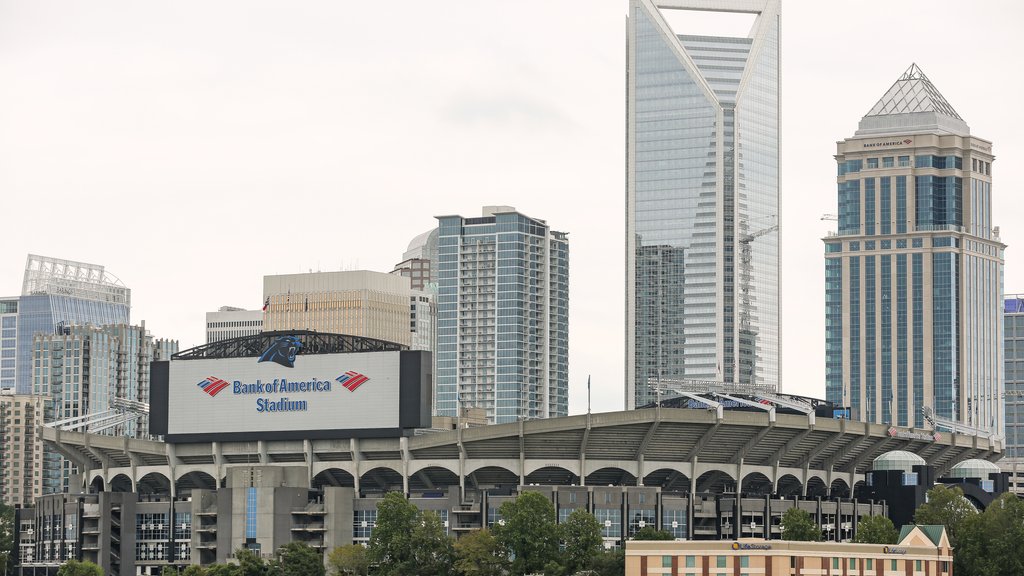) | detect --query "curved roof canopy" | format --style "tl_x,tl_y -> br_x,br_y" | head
872,450 -> 926,473
948,458 -> 1000,479
172,330 -> 406,360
